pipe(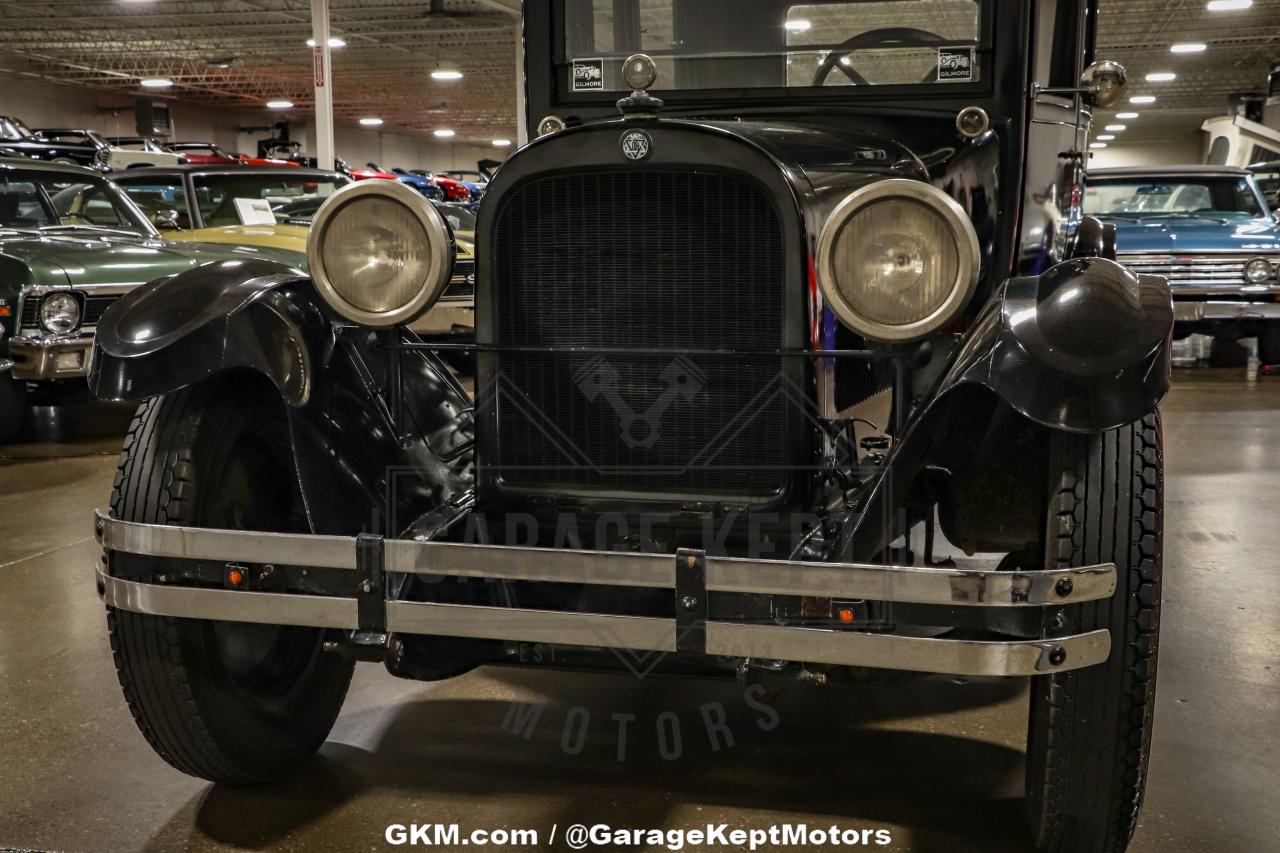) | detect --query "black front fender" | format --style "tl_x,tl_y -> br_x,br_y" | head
90,260 -> 473,537
942,256 -> 1172,433
90,259 -> 321,407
